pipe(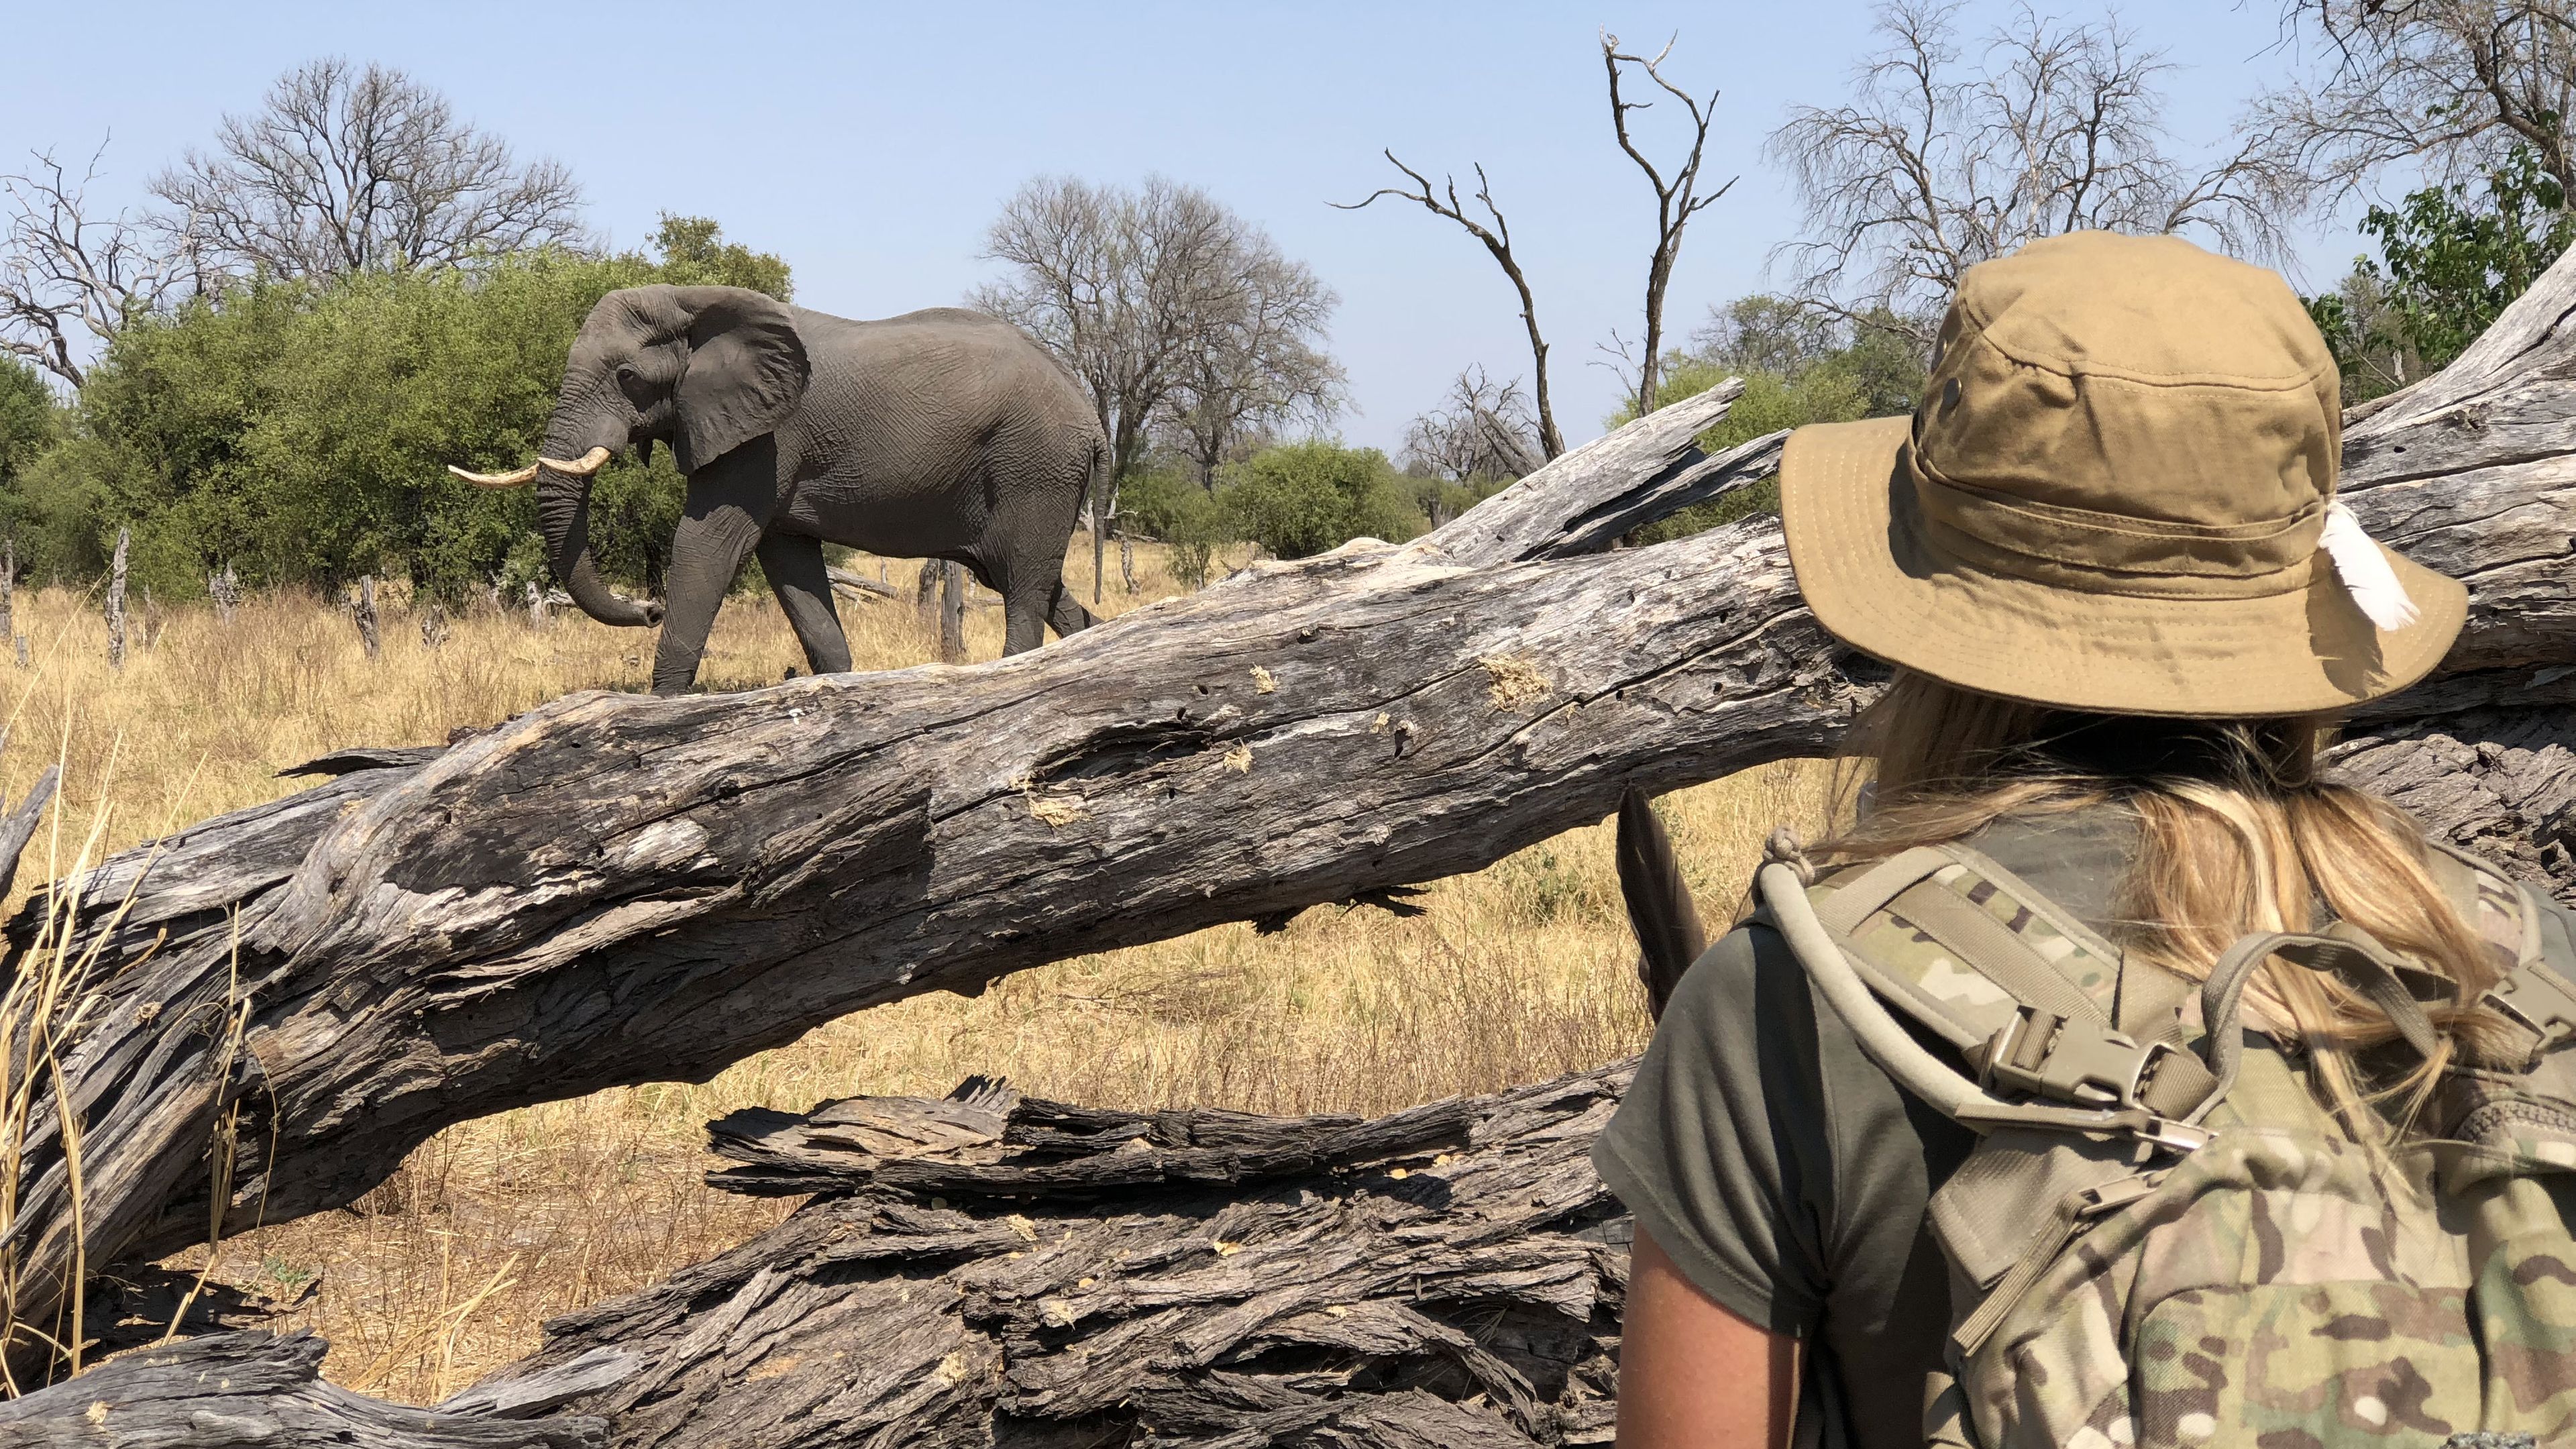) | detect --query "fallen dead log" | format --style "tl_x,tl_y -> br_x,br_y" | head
0,1331 -> 606,1447
0,378 -> 1797,1352
825,566 -> 902,602
464,1064 -> 1633,1449
9,242 -> 2576,1366
829,565 -> 1004,610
